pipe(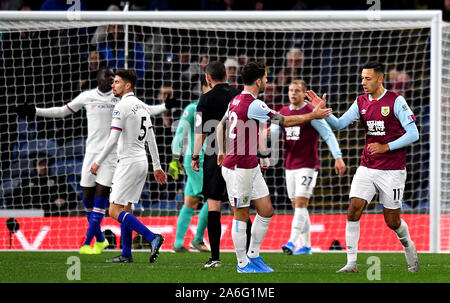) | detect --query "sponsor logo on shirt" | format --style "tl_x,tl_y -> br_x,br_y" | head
285,126 -> 300,140
366,120 -> 386,136
112,110 -> 121,120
